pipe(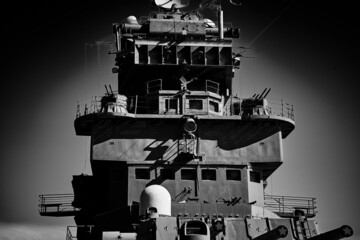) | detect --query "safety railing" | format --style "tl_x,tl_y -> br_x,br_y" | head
76,94 -> 294,121
66,225 -> 94,240
264,194 -> 316,218
38,193 -> 78,216
206,80 -> 220,94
